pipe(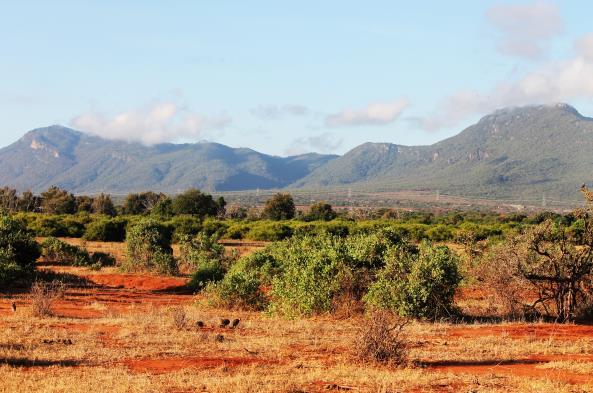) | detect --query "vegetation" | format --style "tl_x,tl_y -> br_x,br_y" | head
262,193 -> 296,220
0,214 -> 40,285
41,237 -> 91,266
124,218 -> 176,274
